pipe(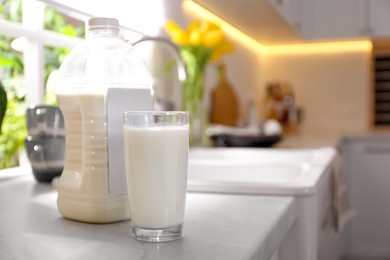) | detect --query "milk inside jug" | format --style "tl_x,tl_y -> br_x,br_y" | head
56,17 -> 153,223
